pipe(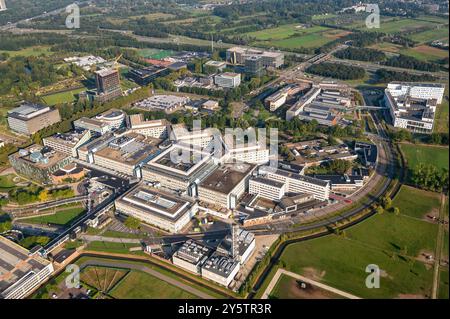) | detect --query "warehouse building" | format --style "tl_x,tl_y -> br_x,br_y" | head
115,184 -> 198,233
7,103 -> 61,136
0,236 -> 54,299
